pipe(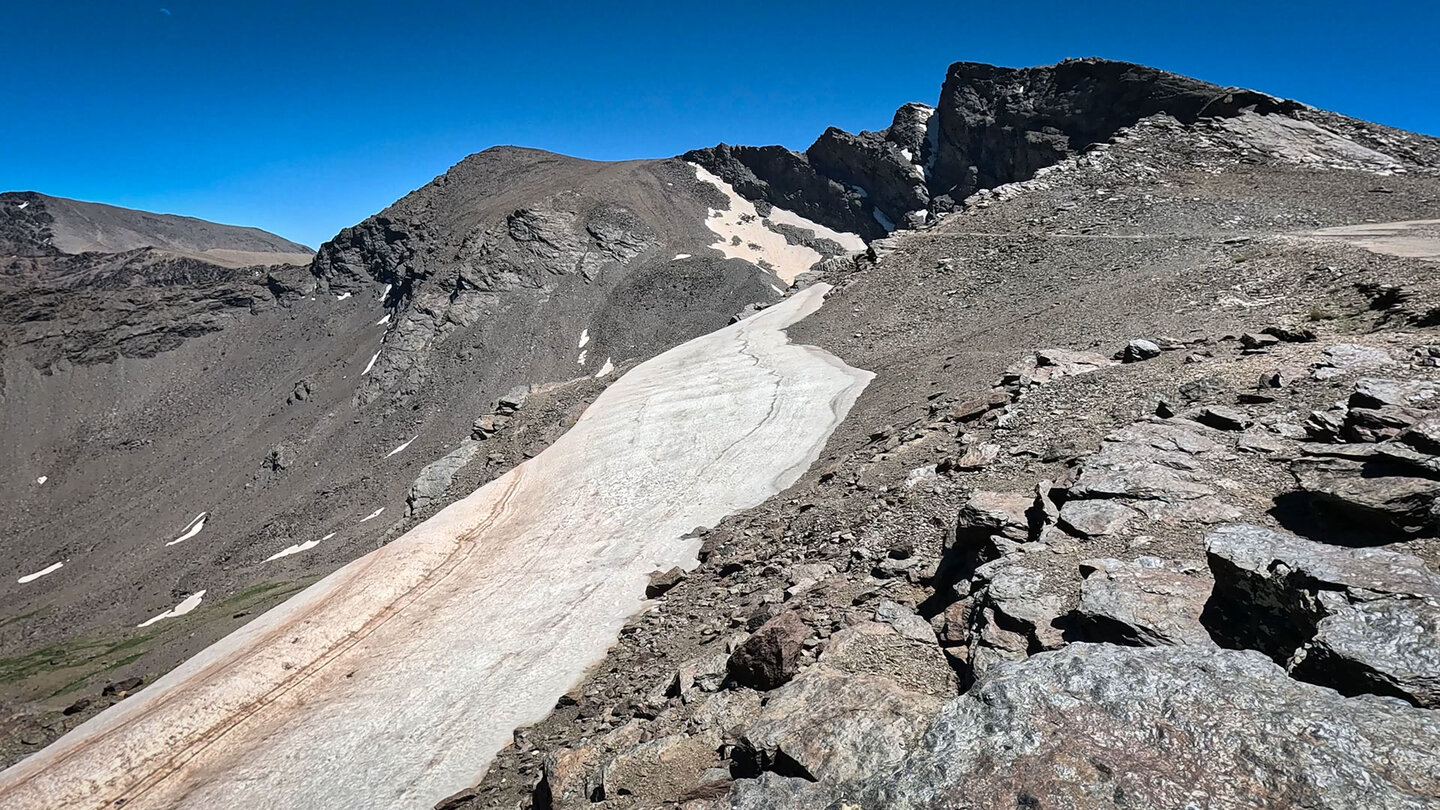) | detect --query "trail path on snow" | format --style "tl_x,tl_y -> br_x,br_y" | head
0,284 -> 871,810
